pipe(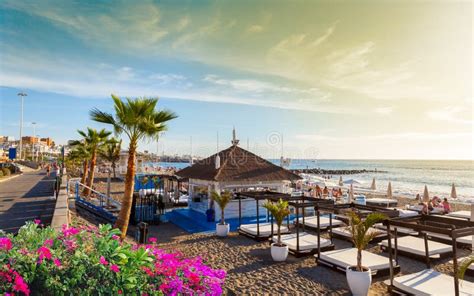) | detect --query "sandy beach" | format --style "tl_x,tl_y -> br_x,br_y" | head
70,210 -> 473,295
